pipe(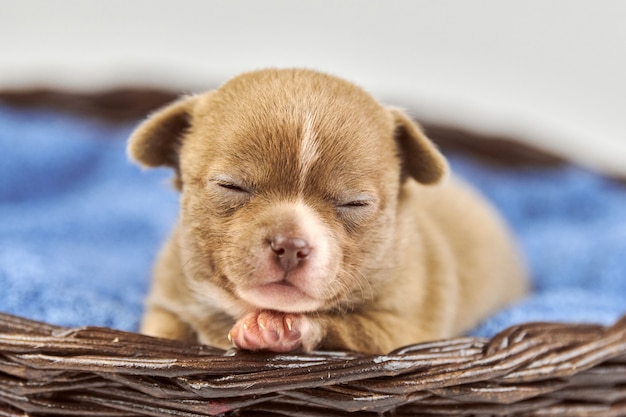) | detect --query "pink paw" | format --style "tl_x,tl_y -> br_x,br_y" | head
228,311 -> 319,352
